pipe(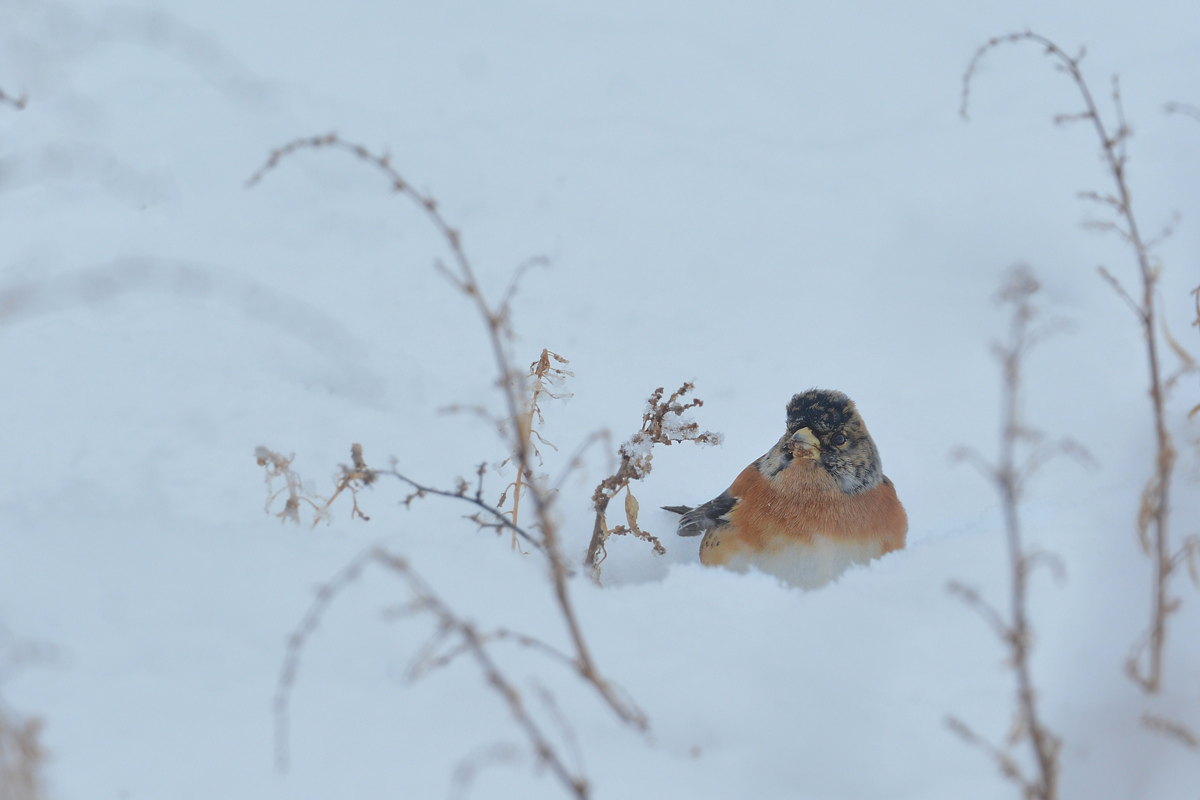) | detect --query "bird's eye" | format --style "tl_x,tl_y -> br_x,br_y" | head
831,433 -> 847,446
